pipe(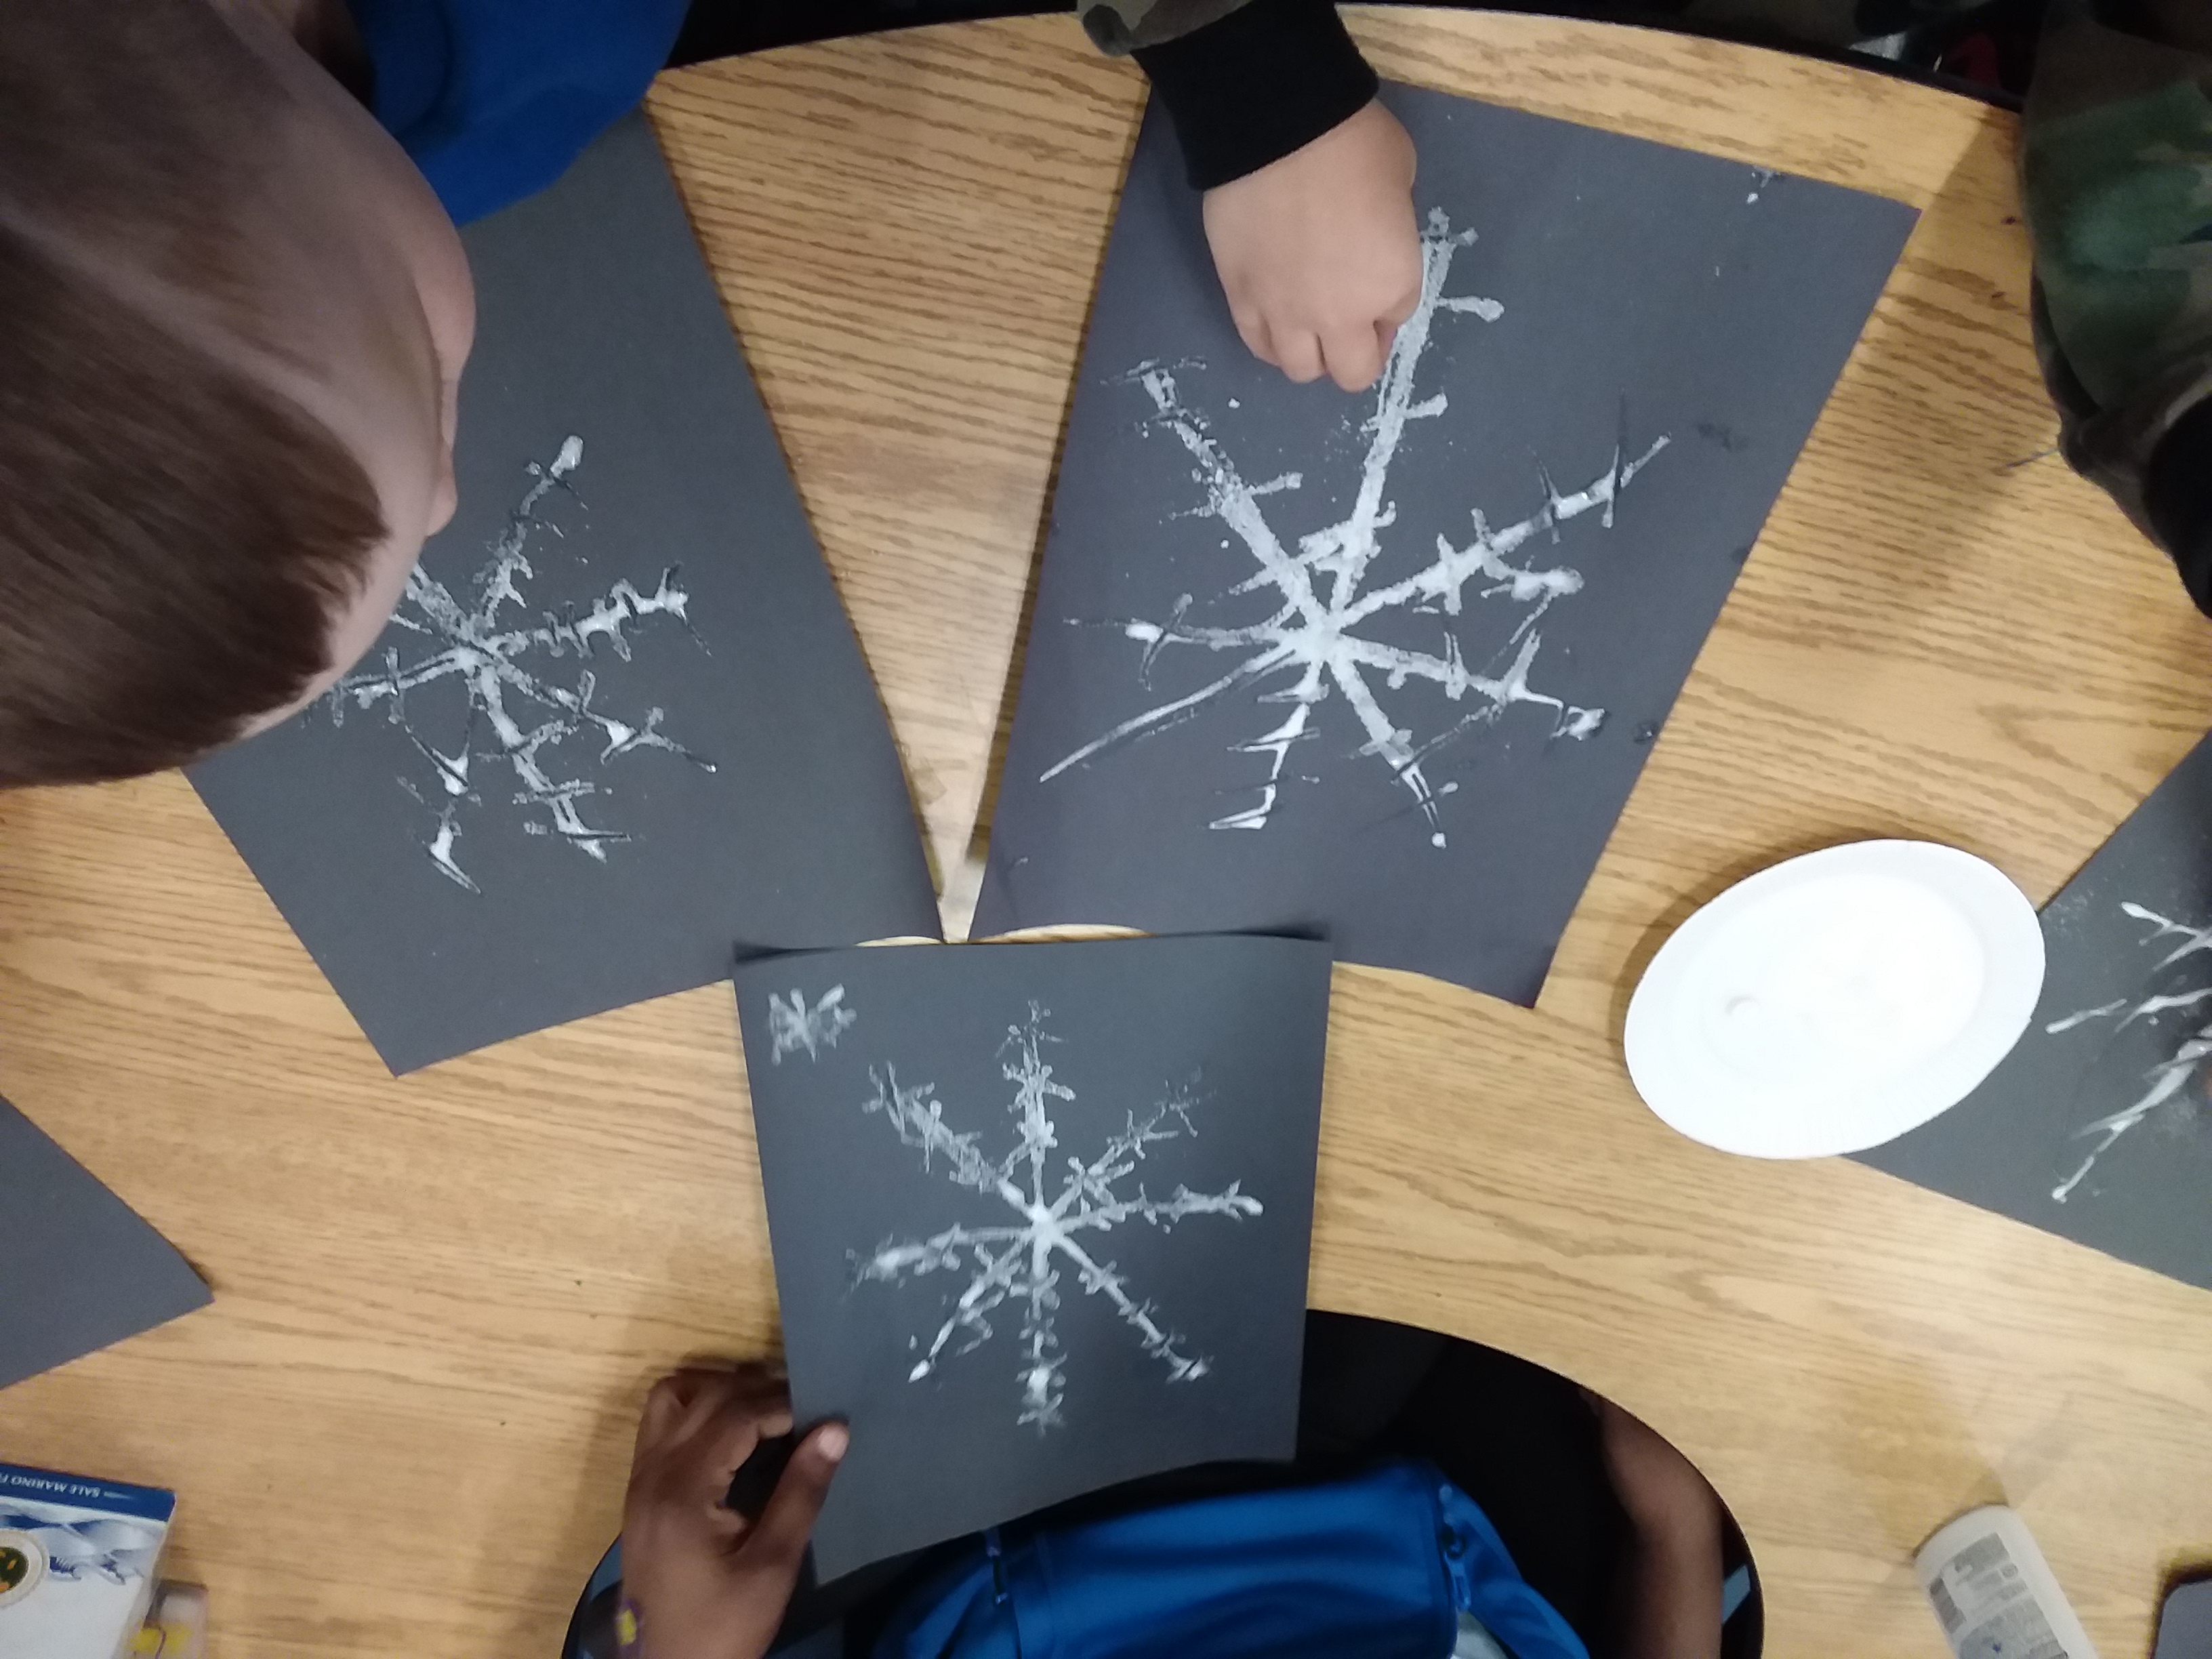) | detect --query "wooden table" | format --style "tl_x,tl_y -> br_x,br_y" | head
2,12 -> 2207,1658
